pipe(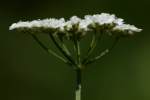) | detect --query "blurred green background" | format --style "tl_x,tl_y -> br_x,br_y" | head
0,0 -> 149,100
